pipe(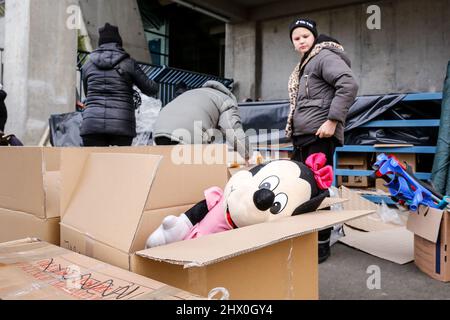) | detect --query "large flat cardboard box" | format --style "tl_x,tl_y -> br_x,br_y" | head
0,147 -> 61,245
337,153 -> 371,188
134,205 -> 373,300
407,206 -> 450,282
336,186 -> 414,265
59,145 -> 229,270
0,238 -> 202,300
58,147 -> 375,299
